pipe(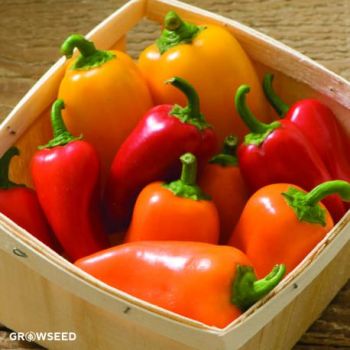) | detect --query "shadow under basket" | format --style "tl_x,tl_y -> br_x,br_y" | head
0,0 -> 350,349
